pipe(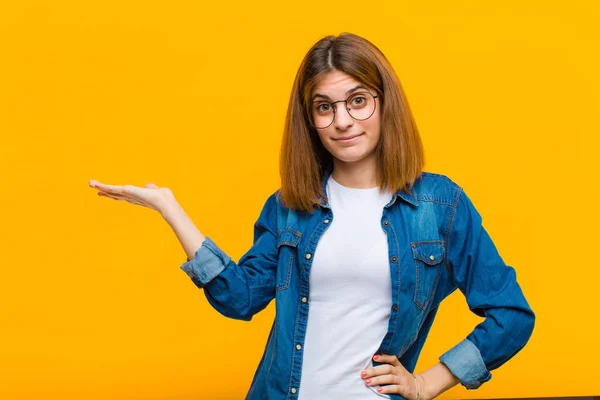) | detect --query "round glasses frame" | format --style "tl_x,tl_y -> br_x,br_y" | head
309,92 -> 380,129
